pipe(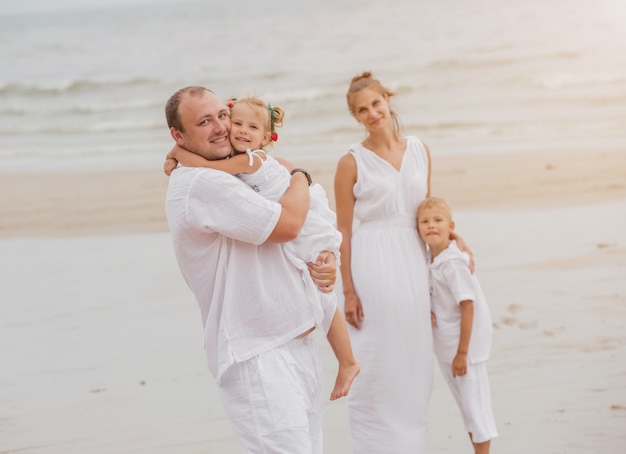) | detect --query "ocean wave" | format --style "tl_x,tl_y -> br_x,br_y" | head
0,99 -> 163,117
263,86 -> 340,103
0,77 -> 162,96
401,121 -> 508,138
425,50 -> 581,71
533,72 -> 626,89
0,119 -> 164,135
